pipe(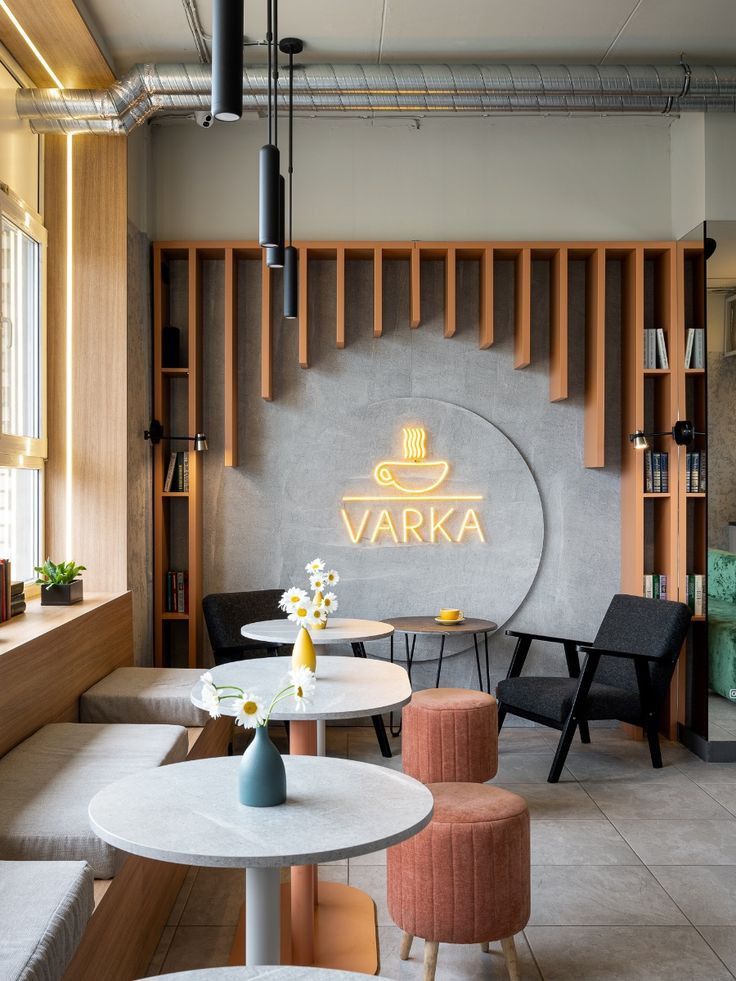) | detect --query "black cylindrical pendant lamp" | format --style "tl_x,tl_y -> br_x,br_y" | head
266,176 -> 286,268
211,0 -> 244,121
259,144 -> 280,247
284,246 -> 298,318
